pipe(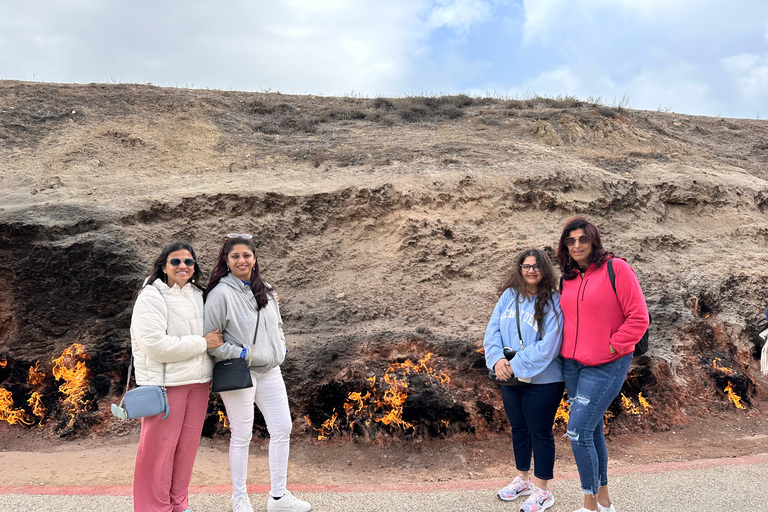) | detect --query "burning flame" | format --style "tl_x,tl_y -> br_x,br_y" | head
0,359 -> 7,368
28,391 -> 46,420
554,397 -> 569,426
52,344 -> 91,426
723,382 -> 746,409
620,394 -> 641,415
620,393 -> 652,415
637,392 -> 652,410
27,361 -> 46,386
217,410 -> 230,430
0,388 -> 33,426
308,352 -> 451,440
476,347 -> 485,354
712,358 -> 734,375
